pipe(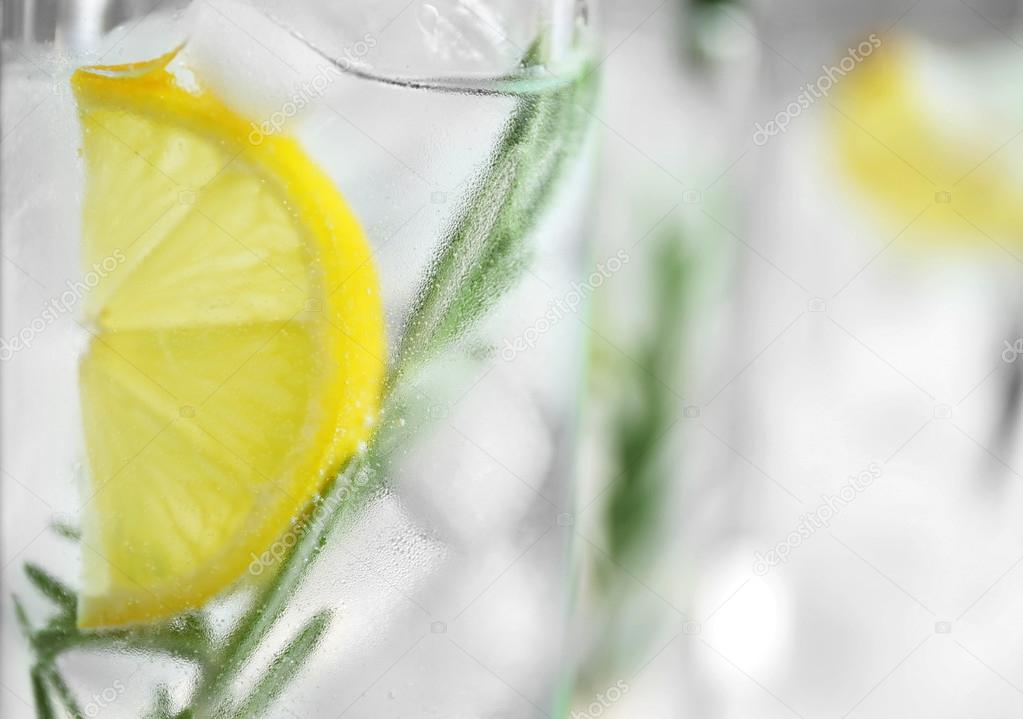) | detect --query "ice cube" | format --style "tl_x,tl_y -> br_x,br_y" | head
393,366 -> 556,547
179,0 -> 336,134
